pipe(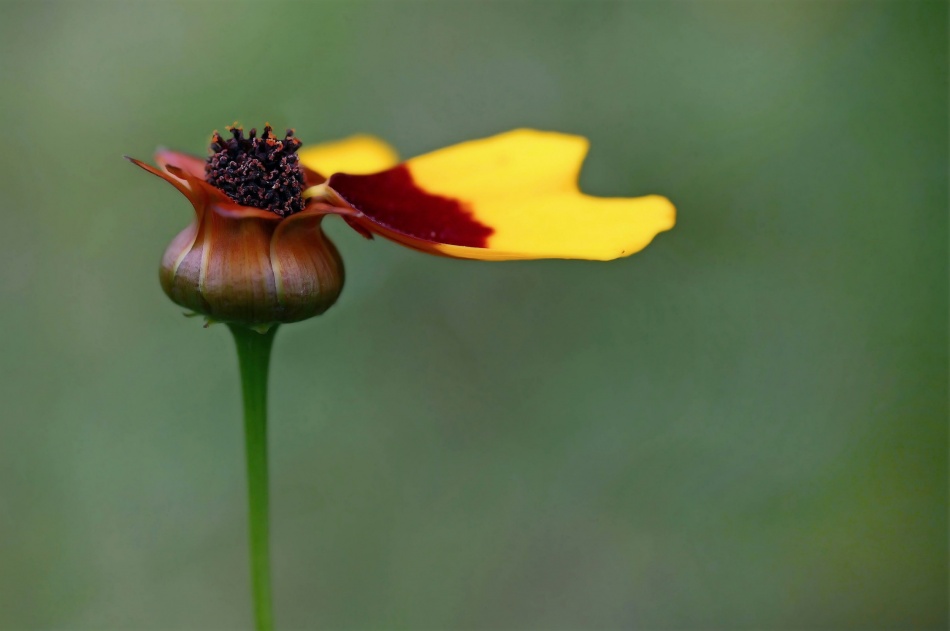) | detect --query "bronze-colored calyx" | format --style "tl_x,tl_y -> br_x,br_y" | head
206,124 -> 305,217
